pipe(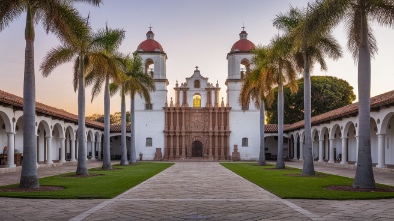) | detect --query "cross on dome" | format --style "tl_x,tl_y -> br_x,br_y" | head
195,66 -> 199,70
149,23 -> 152,31
241,23 -> 245,31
